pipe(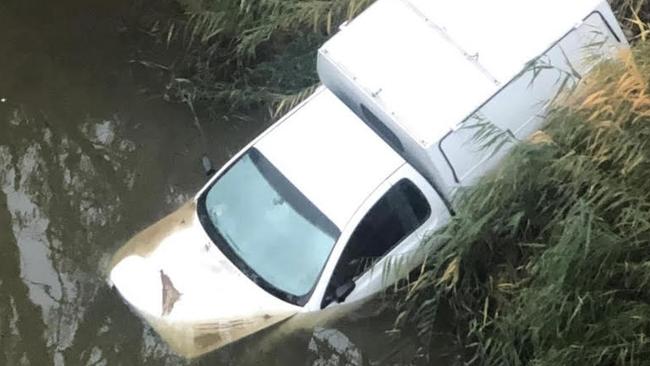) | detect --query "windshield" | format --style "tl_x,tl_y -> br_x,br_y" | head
197,148 -> 340,304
